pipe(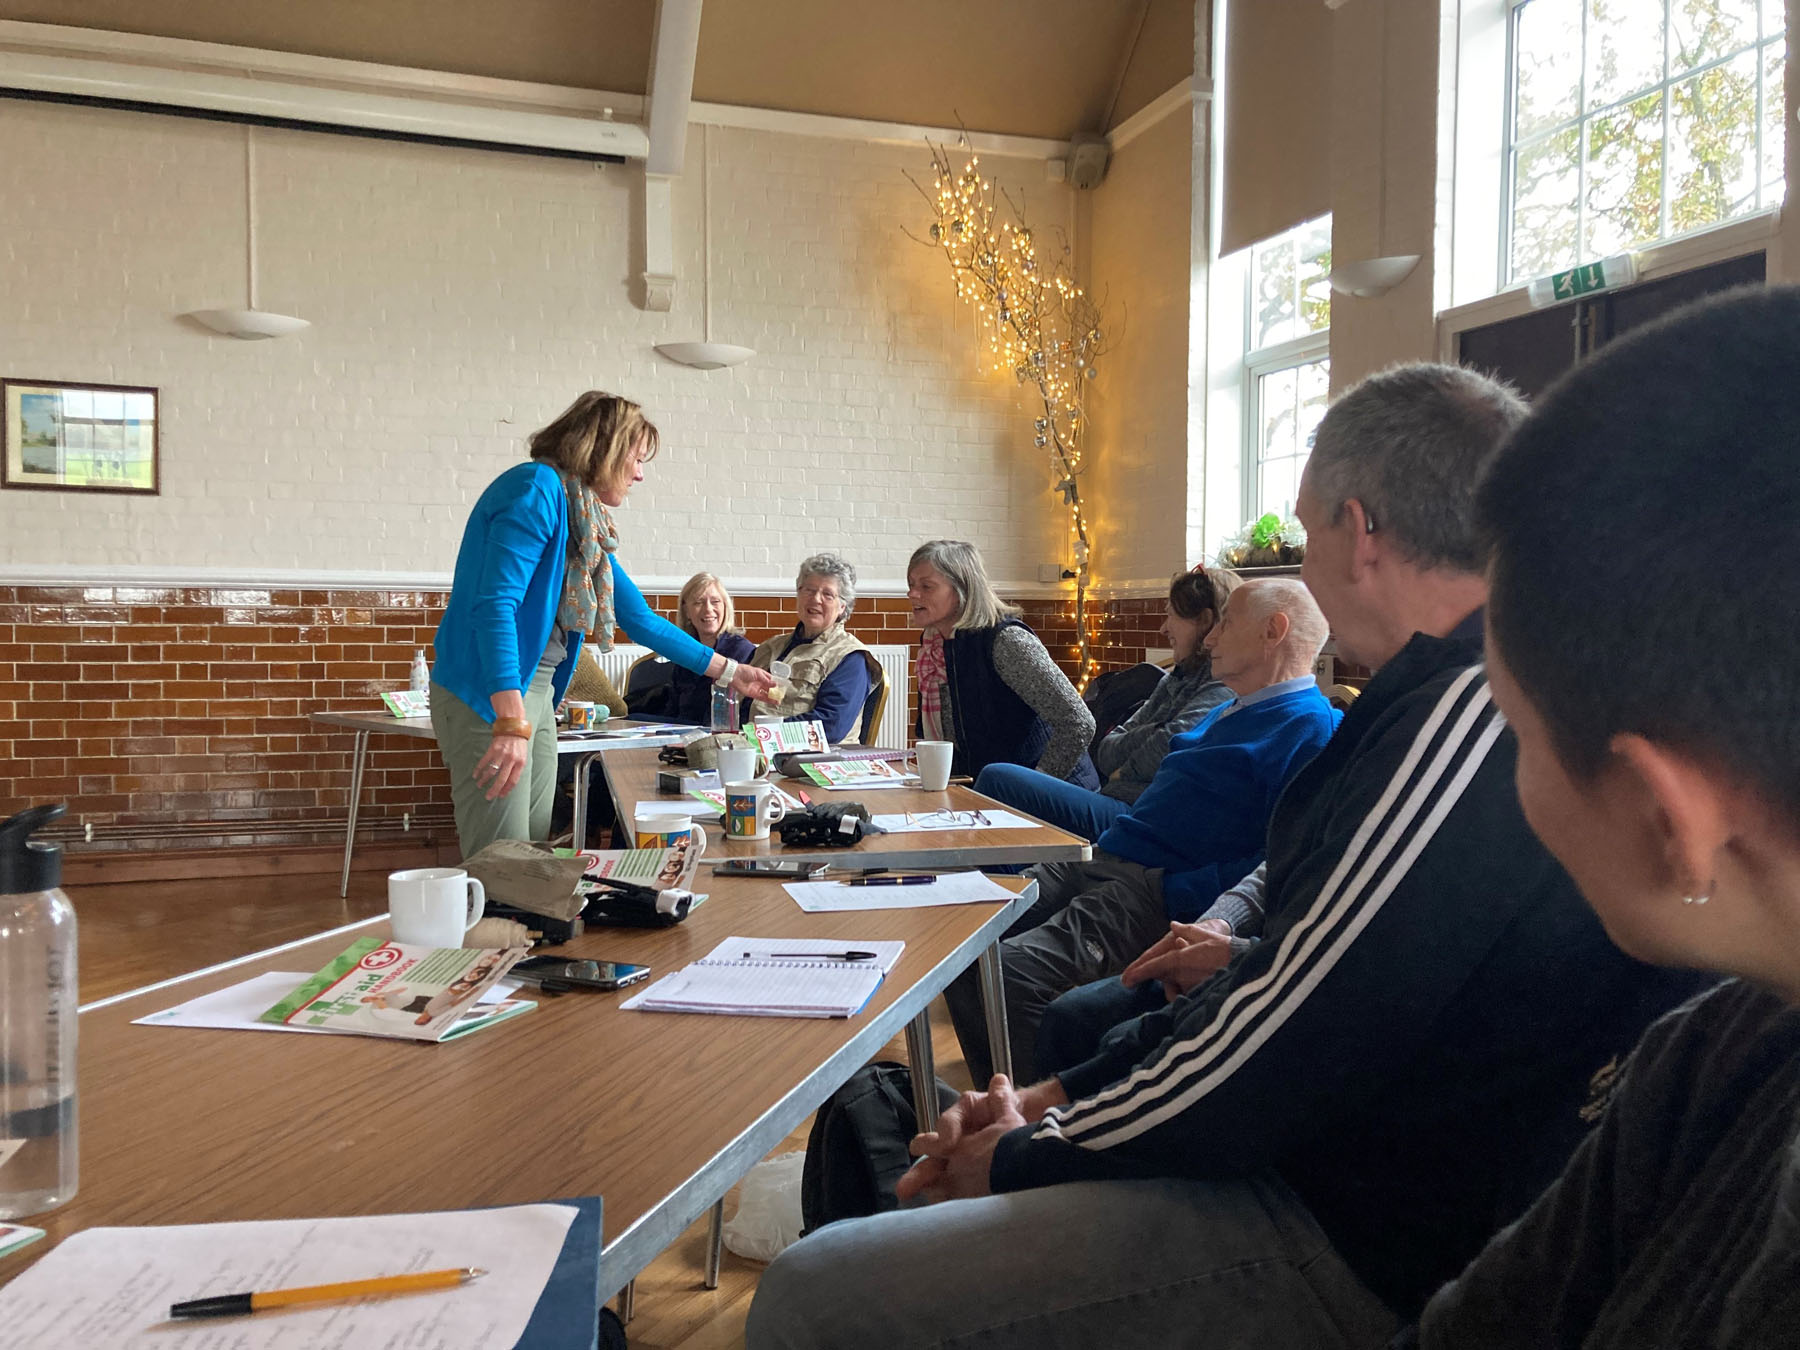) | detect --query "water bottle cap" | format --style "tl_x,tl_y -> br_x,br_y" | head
0,804 -> 66,894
